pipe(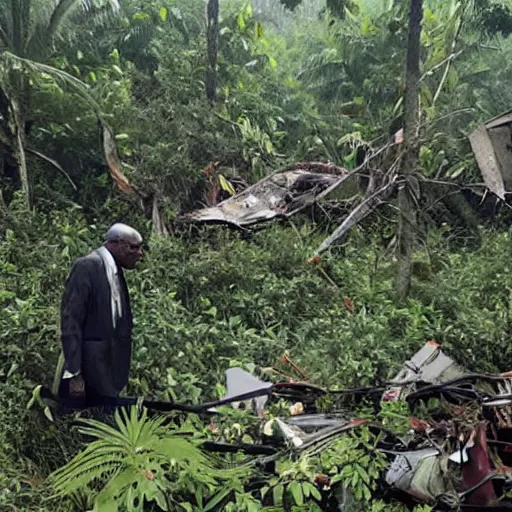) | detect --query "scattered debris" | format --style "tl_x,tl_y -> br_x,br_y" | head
216,343 -> 512,509
42,342 -> 512,510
